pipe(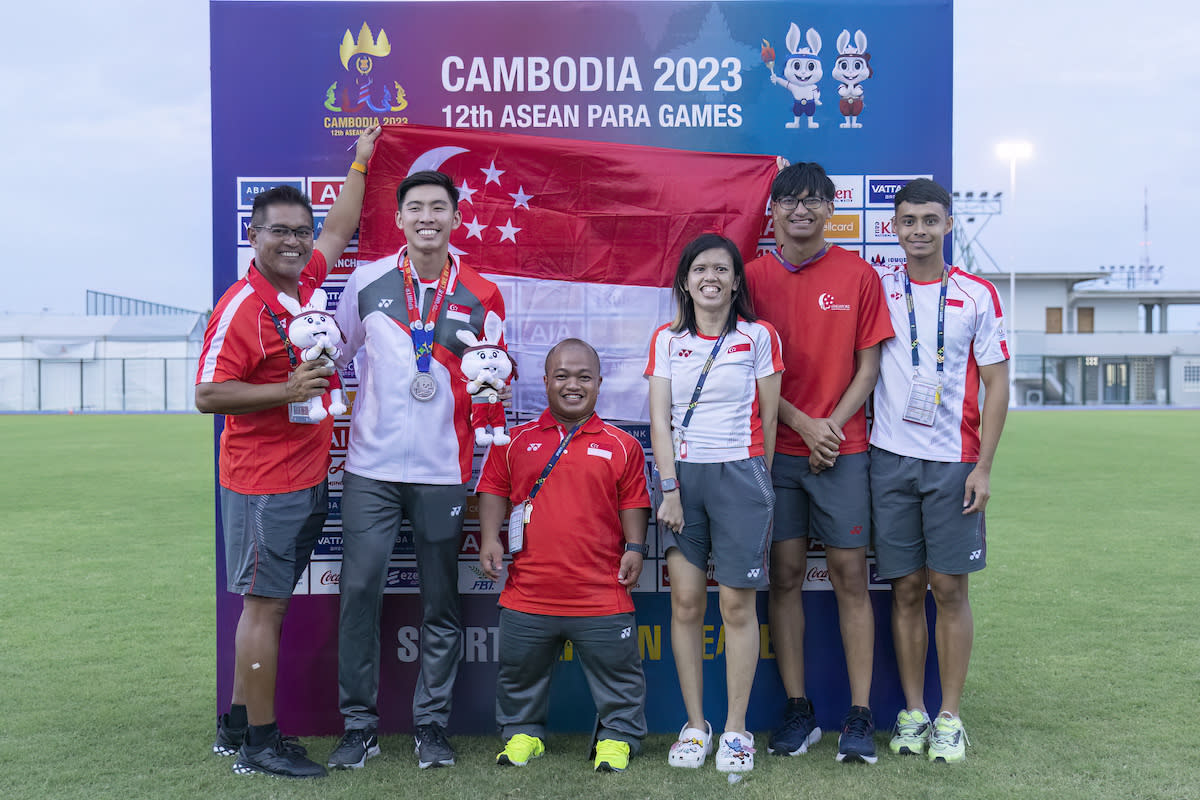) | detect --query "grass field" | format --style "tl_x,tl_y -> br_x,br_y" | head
2,412 -> 1198,799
